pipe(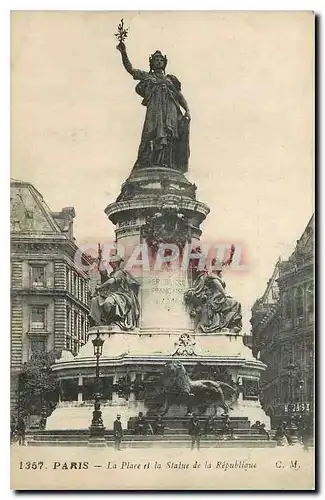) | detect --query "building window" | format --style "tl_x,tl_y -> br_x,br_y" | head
66,305 -> 71,333
30,307 -> 46,330
283,291 -> 292,319
306,284 -> 314,323
281,380 -> 289,402
74,274 -> 78,298
295,287 -> 304,324
66,336 -> 71,351
70,271 -> 73,294
80,315 -> 85,343
31,265 -> 45,288
281,345 -> 292,371
29,339 -> 46,359
66,268 -> 70,292
74,311 -> 78,336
